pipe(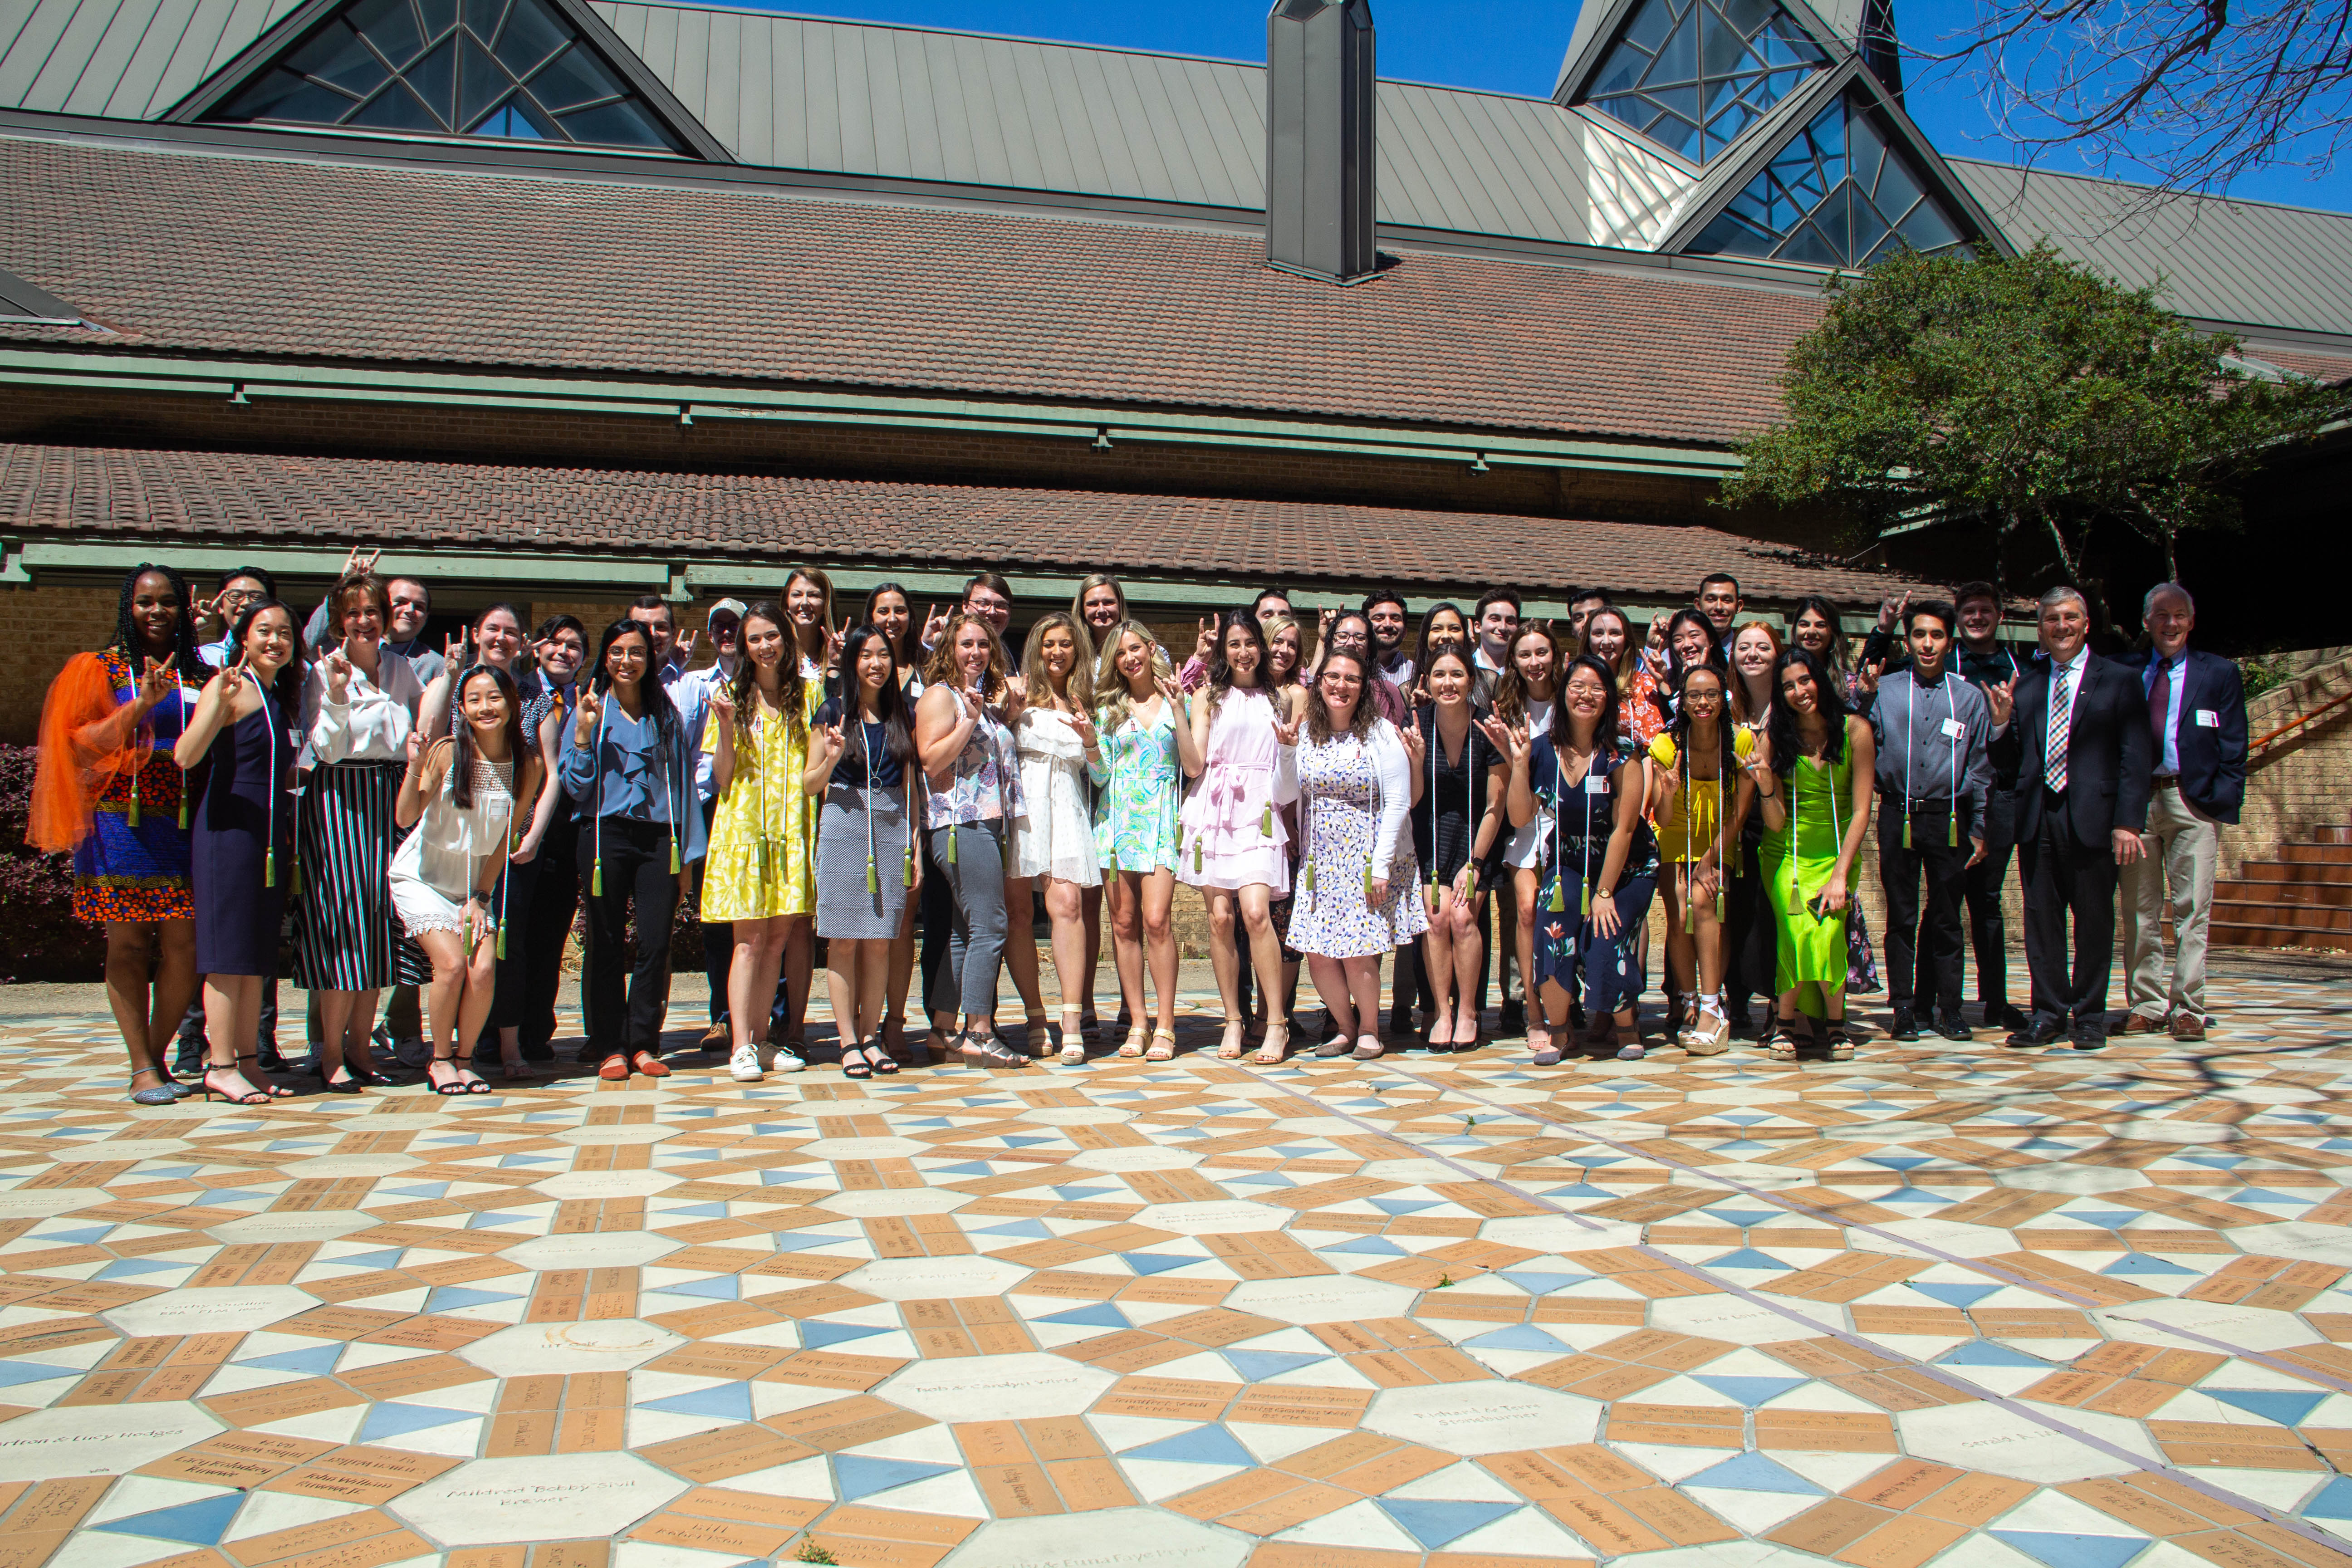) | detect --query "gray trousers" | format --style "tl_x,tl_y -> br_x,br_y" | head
2121,783 -> 2220,1024
927,820 -> 1008,1022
